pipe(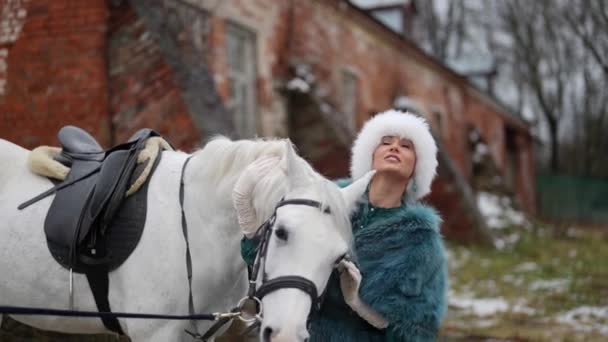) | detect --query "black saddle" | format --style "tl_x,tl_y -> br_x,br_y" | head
19,125 -> 166,334
39,126 -> 163,272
